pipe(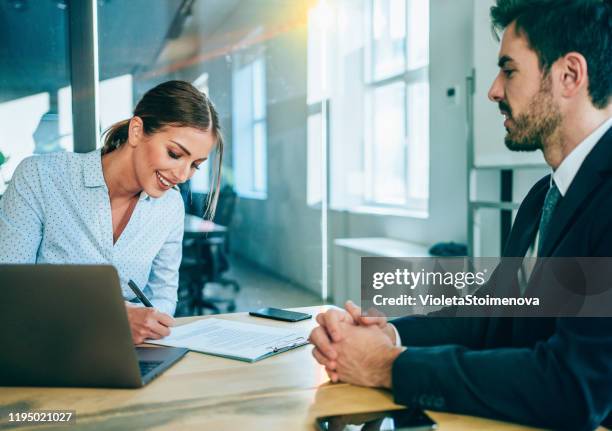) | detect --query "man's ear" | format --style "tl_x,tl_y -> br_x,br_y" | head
557,52 -> 588,100
127,116 -> 144,147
